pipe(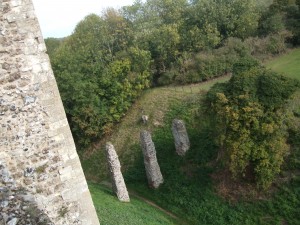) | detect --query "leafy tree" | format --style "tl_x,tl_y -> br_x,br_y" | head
258,0 -> 300,45
51,14 -> 151,147
147,24 -> 180,82
258,12 -> 285,35
45,37 -> 64,59
285,0 -> 300,45
205,60 -> 298,189
183,0 -> 260,47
